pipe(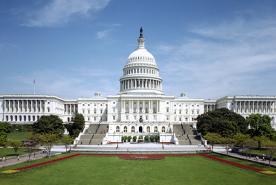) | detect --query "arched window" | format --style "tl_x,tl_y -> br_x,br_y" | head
116,126 -> 120,133
154,126 -> 158,133
147,126 -> 150,133
131,126 -> 135,133
124,126 -> 127,133
67,117 -> 70,122
15,115 -> 18,122
24,115 -> 26,121
6,115 -> 9,121
162,126 -> 165,133
19,115 -> 22,121
10,115 -> 13,121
